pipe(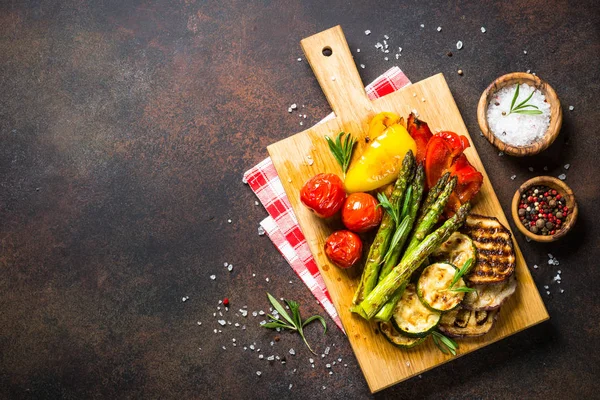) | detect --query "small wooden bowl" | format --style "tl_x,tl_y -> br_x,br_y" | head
512,176 -> 578,242
477,72 -> 562,156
